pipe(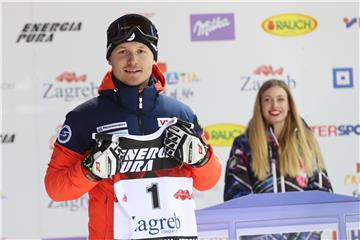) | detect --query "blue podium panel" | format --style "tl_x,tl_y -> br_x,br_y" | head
196,191 -> 360,240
